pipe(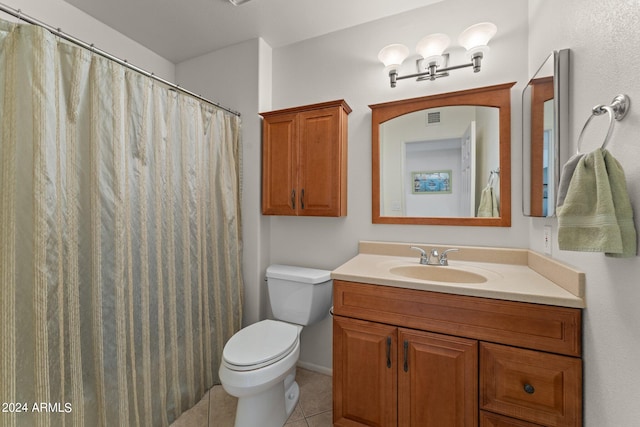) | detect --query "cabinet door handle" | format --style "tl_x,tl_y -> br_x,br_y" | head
403,340 -> 409,372
523,383 -> 535,394
300,188 -> 305,210
291,189 -> 296,210
386,337 -> 391,368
